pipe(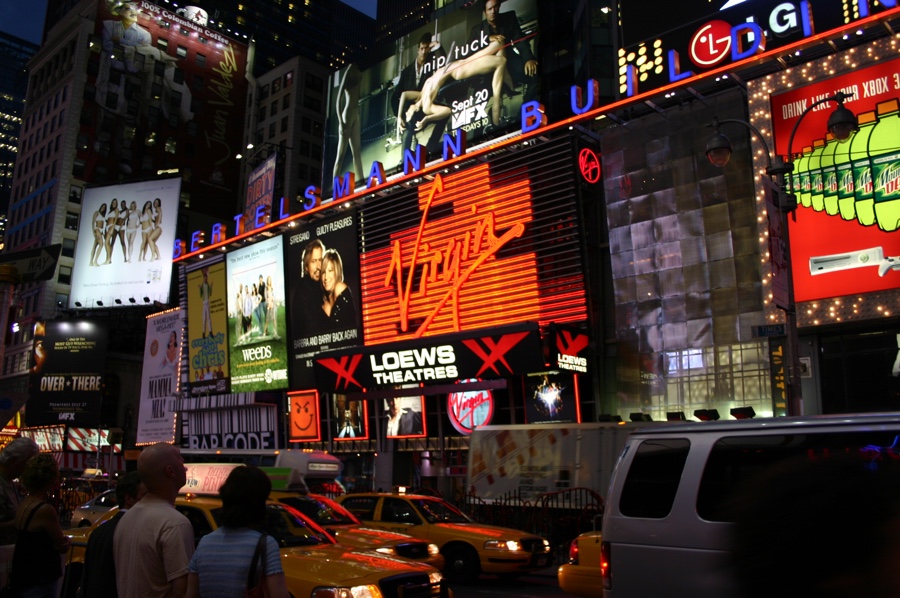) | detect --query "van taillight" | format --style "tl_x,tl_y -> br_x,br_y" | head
600,541 -> 611,590
567,539 -> 579,564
